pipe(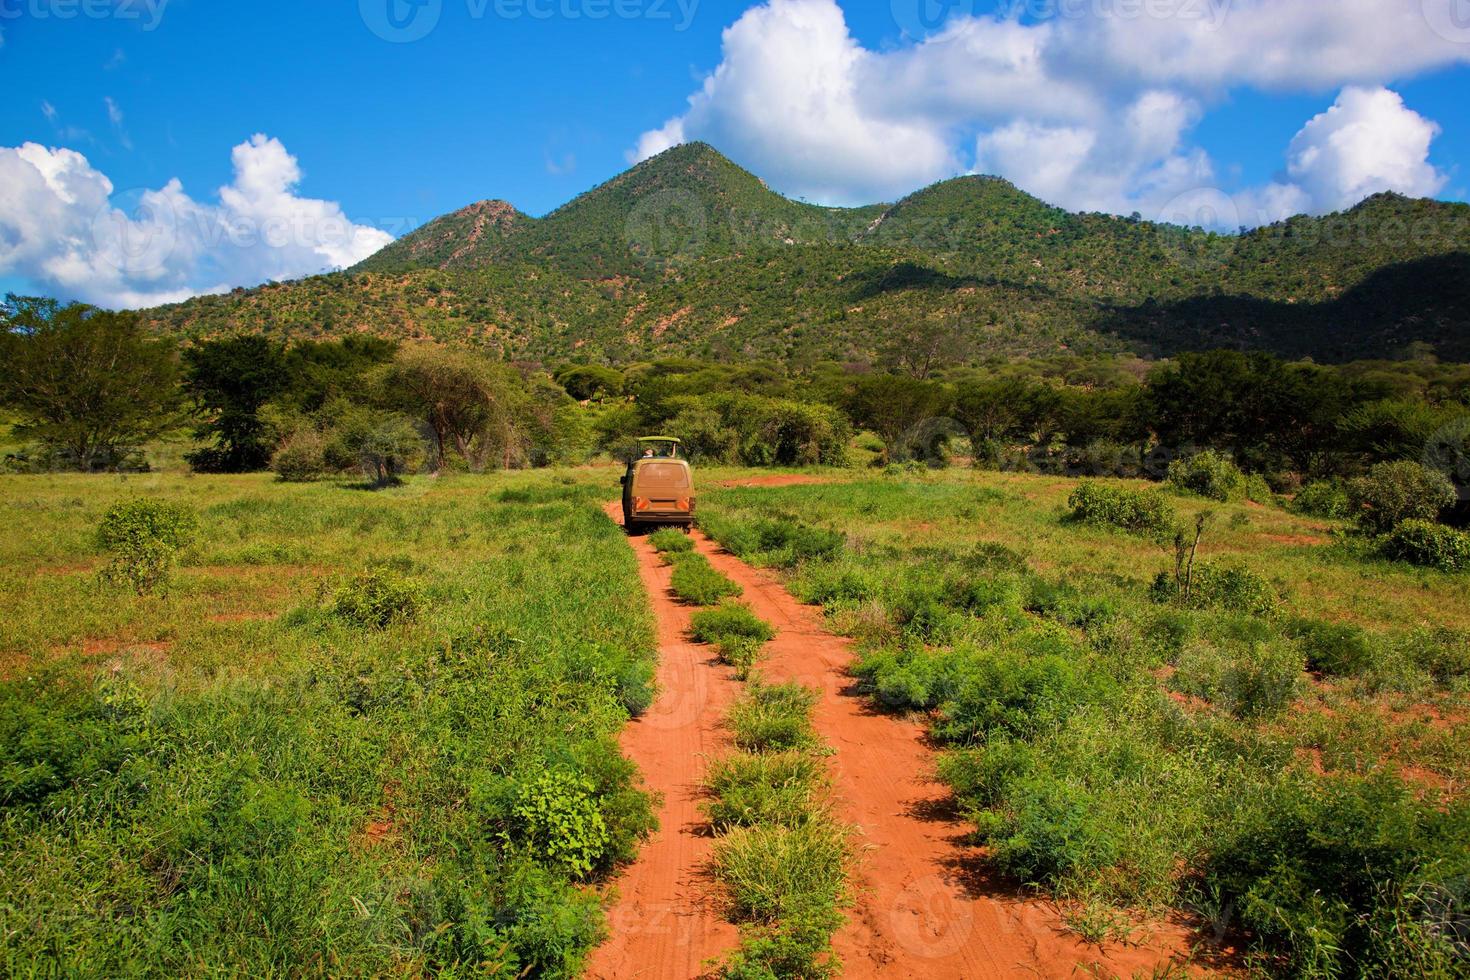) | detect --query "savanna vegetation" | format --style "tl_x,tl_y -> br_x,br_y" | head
698,472 -> 1470,976
0,470 -> 658,976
